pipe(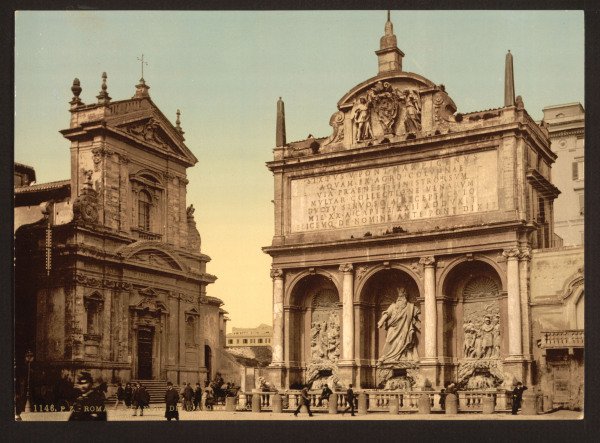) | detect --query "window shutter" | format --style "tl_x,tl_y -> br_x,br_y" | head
572,162 -> 579,180
579,193 -> 584,216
